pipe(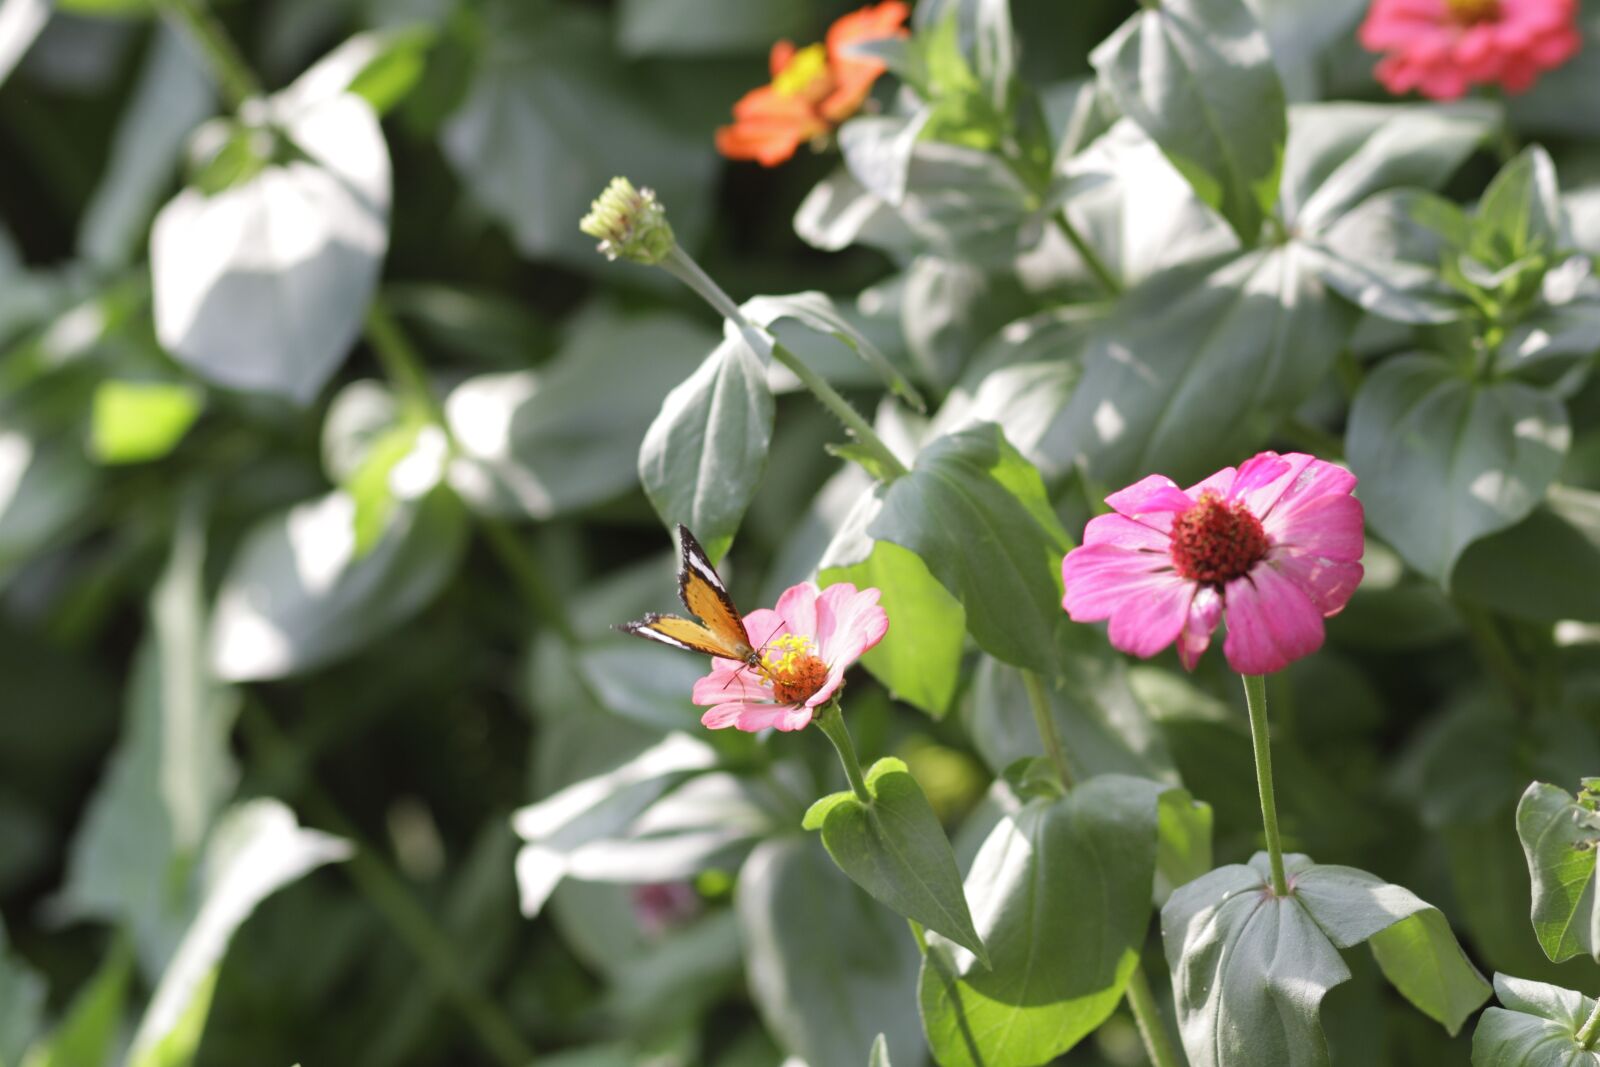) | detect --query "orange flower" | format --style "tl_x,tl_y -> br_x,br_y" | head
716,2 -> 910,167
